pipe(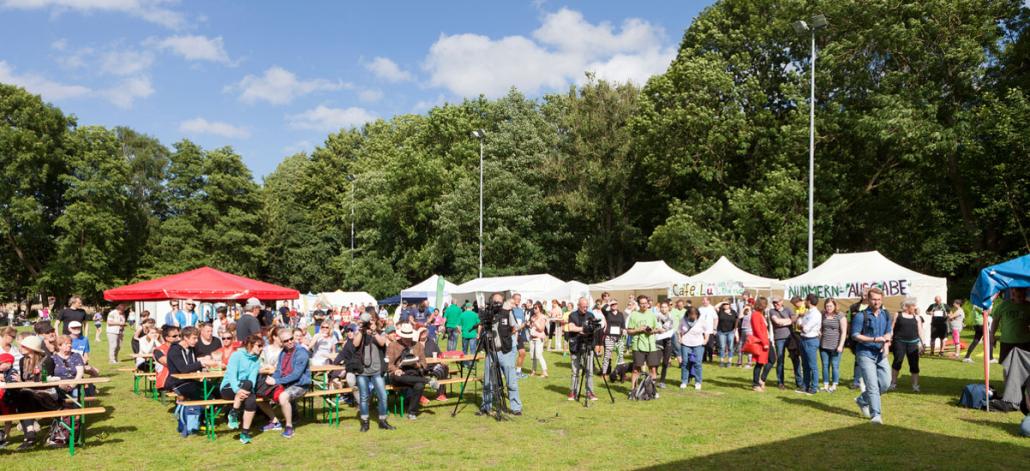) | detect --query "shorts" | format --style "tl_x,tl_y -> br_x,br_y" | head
517,339 -> 527,351
632,350 -> 661,369
279,385 -> 308,402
